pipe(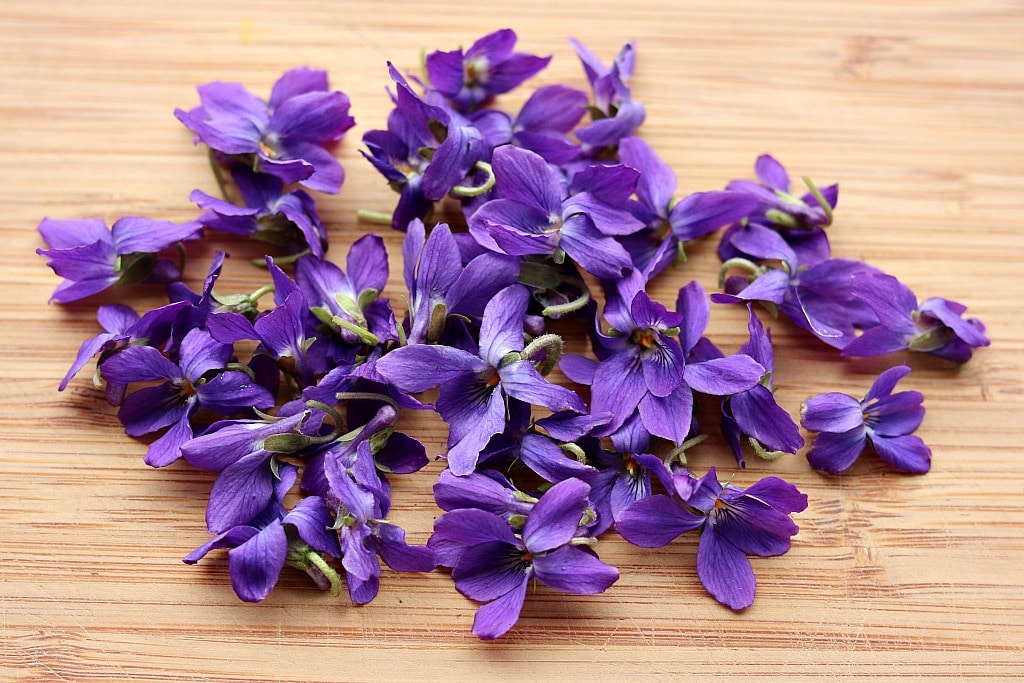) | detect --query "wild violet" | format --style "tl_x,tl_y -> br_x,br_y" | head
38,30 -> 986,640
